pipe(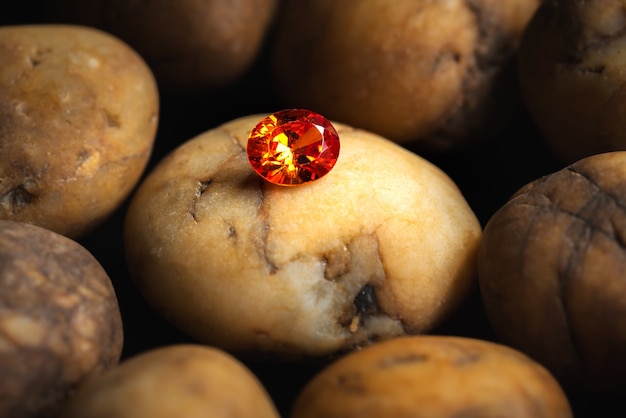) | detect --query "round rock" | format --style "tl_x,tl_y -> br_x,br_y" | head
124,114 -> 482,360
0,220 -> 124,418
0,24 -> 158,238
